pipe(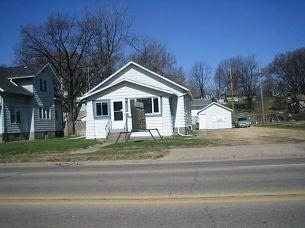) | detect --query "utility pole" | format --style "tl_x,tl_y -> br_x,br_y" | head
229,68 -> 234,112
87,65 -> 90,91
260,72 -> 265,124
